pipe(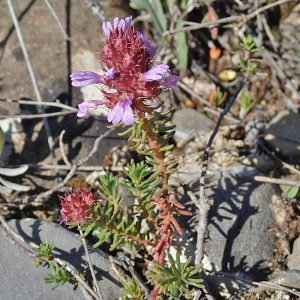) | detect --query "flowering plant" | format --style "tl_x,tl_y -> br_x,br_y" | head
59,16 -> 203,299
